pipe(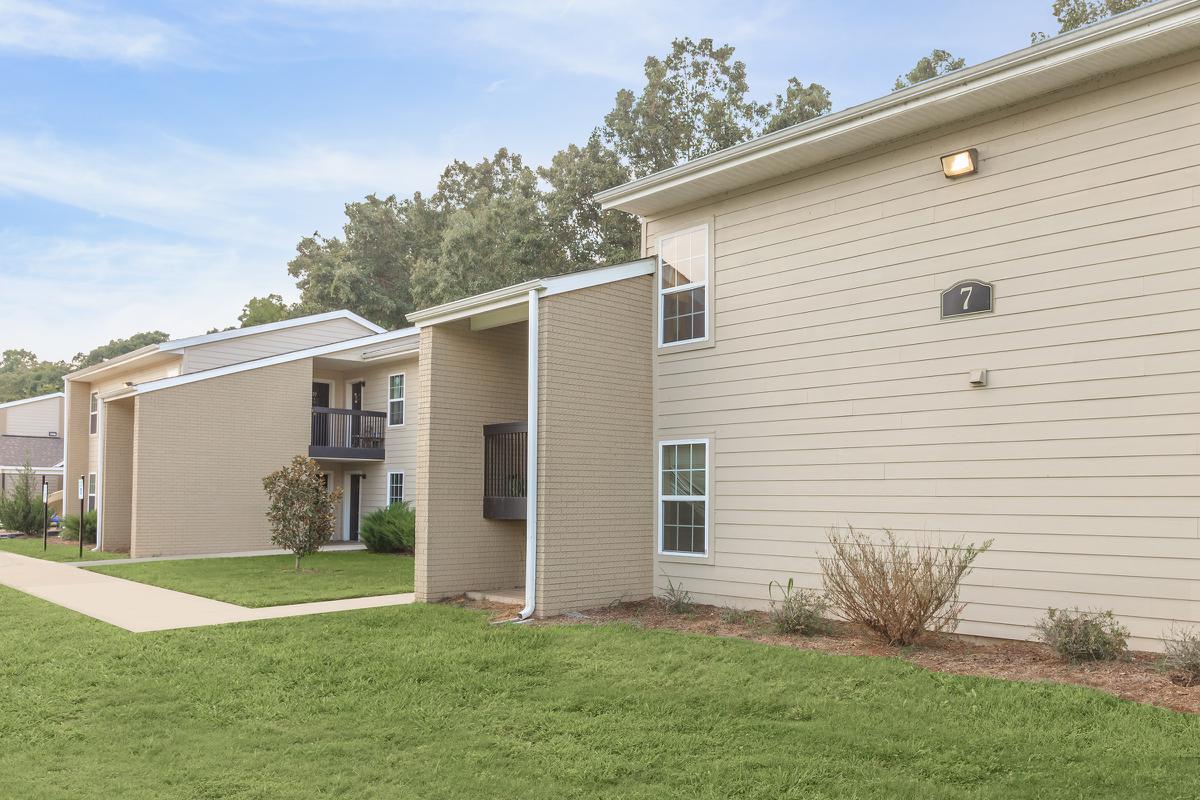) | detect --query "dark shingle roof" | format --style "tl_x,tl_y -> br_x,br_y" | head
0,436 -> 64,469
